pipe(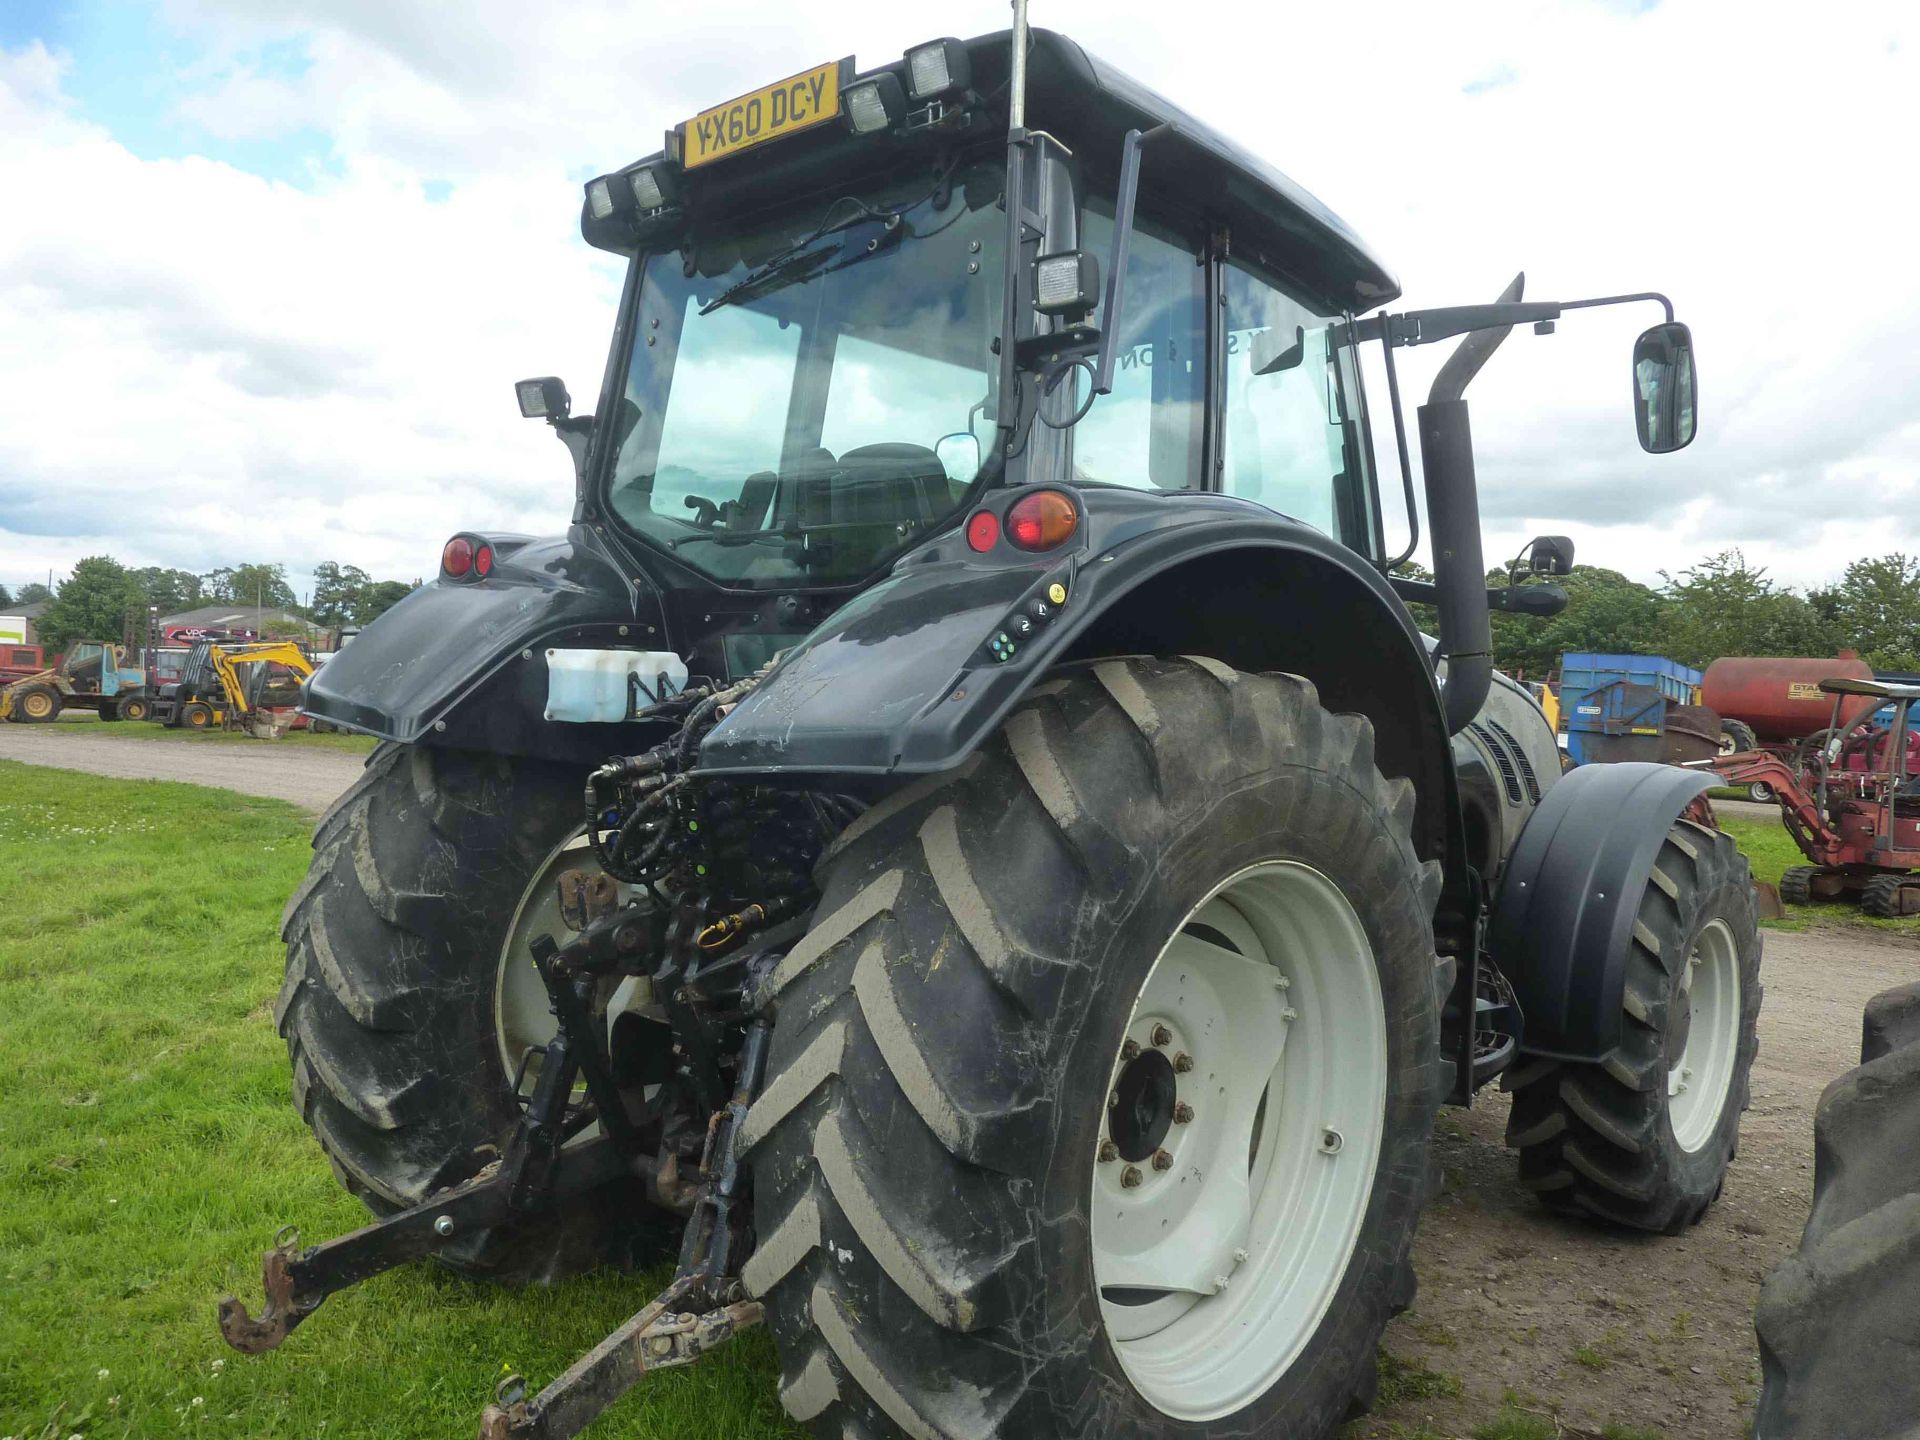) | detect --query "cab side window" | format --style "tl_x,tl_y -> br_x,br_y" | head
1071,210 -> 1206,490
1221,262 -> 1375,550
